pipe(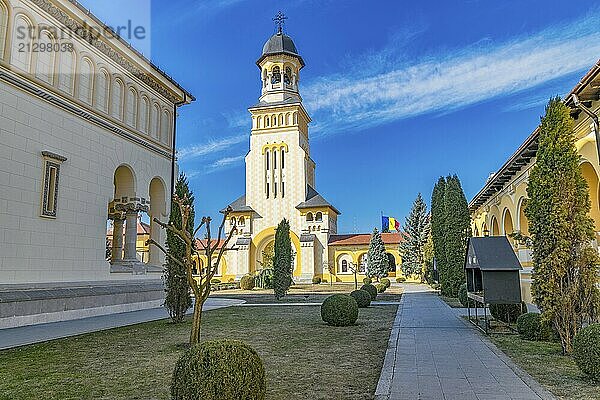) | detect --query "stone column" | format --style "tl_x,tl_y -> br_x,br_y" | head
111,215 -> 125,263
124,208 -> 139,261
